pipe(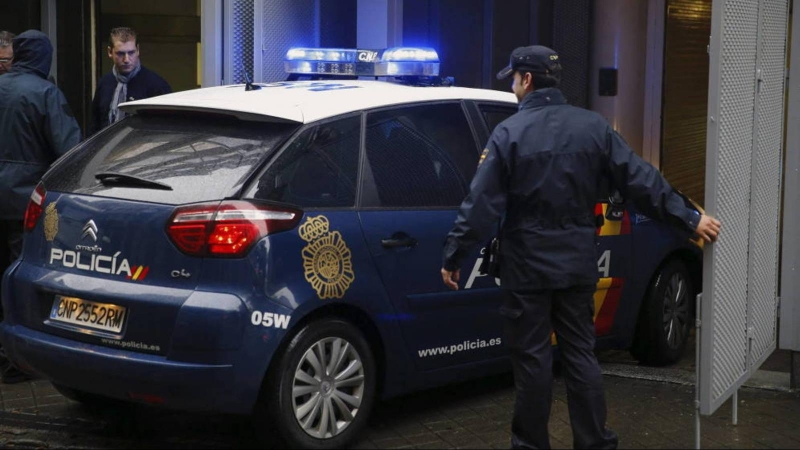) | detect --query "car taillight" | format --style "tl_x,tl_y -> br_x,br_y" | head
24,183 -> 47,233
166,201 -> 303,258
